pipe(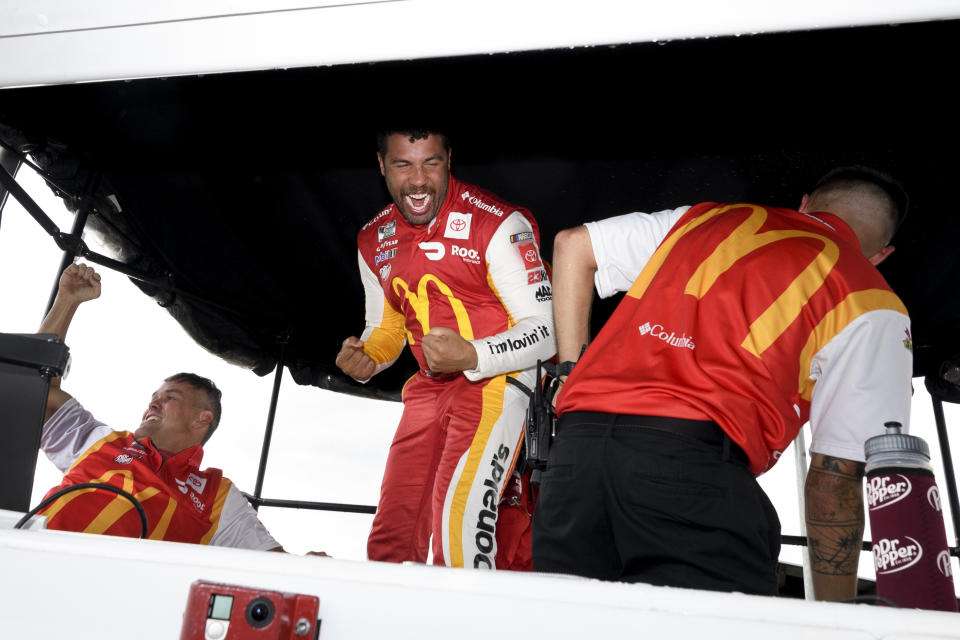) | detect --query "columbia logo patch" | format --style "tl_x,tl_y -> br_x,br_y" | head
637,321 -> 696,350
